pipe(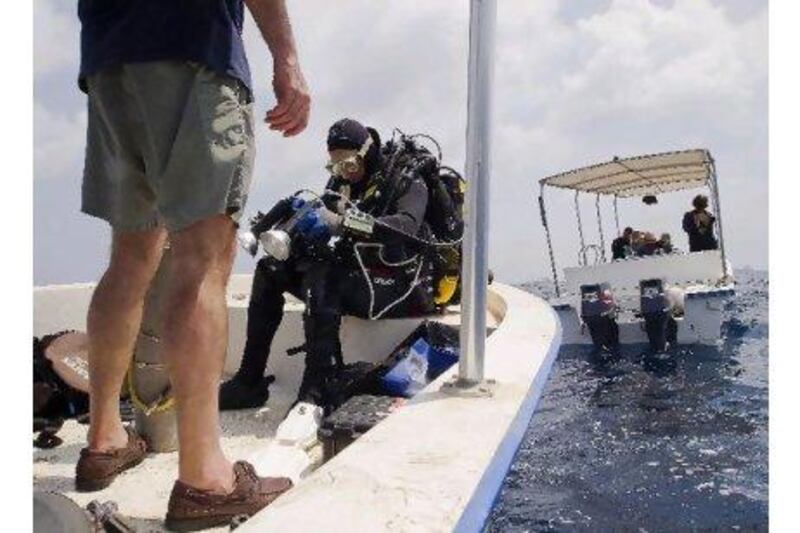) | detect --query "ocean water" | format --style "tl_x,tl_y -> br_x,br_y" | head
487,270 -> 768,532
